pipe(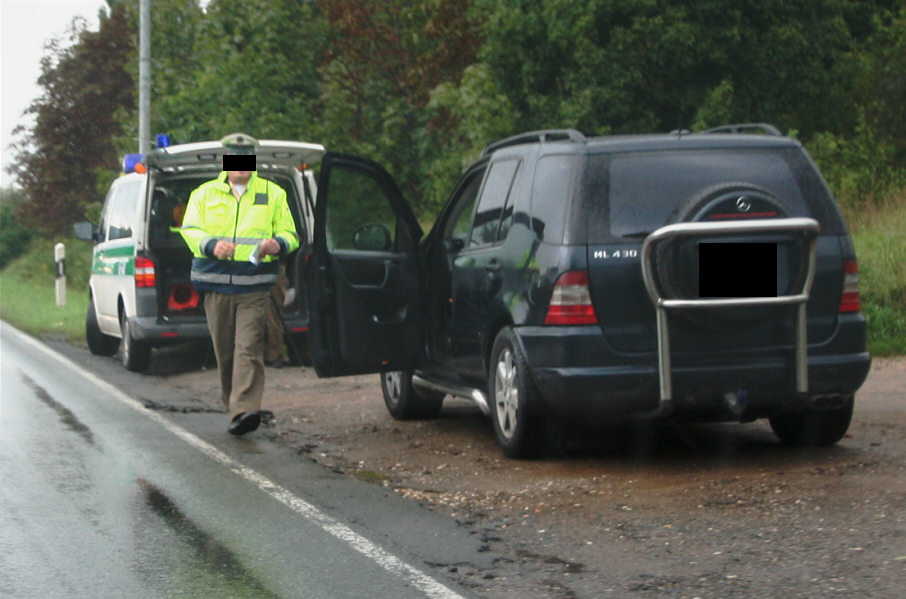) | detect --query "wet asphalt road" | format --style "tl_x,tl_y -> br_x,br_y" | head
0,323 -> 485,599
